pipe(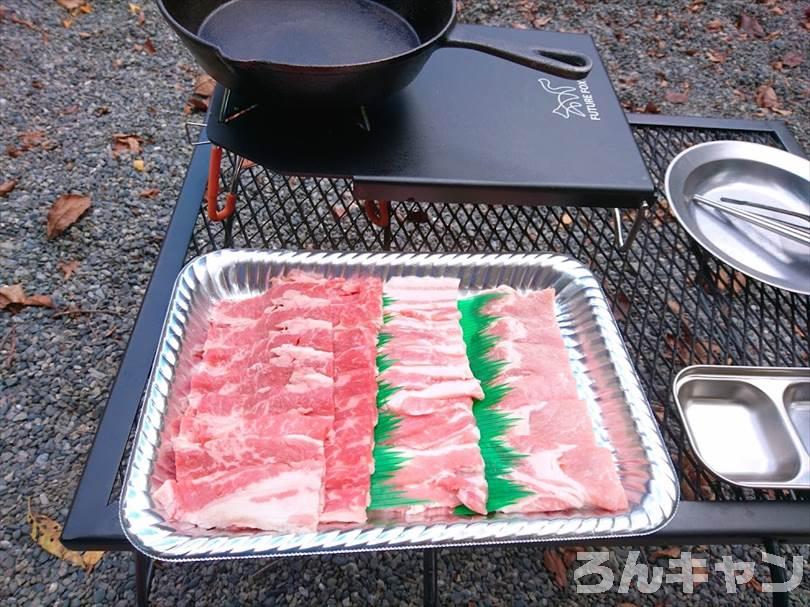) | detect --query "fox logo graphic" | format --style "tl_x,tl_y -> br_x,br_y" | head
538,78 -> 586,119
